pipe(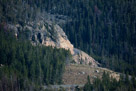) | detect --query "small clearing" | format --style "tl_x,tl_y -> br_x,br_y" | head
62,64 -> 120,84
